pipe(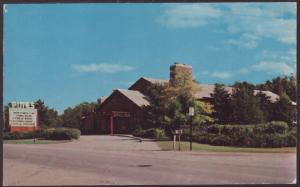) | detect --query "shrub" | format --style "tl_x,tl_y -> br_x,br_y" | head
207,125 -> 220,134
43,128 -> 80,140
3,130 -> 43,140
132,128 -> 166,139
3,132 -> 17,140
286,130 -> 297,147
211,135 -> 232,146
193,134 -> 217,144
269,121 -> 289,134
